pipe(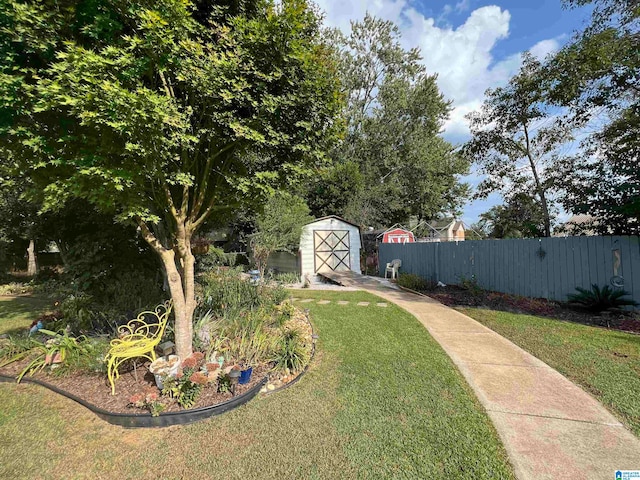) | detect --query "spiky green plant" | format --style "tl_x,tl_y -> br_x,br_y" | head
271,328 -> 310,374
567,284 -> 638,313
